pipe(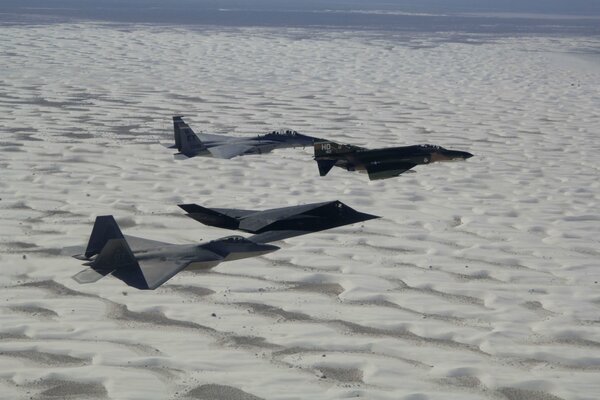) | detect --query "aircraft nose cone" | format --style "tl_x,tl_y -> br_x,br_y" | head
447,150 -> 473,160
